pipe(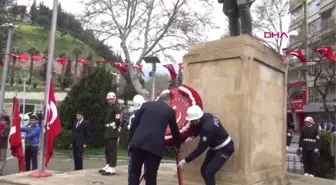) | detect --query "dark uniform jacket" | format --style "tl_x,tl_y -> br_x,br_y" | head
185,113 -> 234,162
128,100 -> 181,157
104,104 -> 121,139
71,119 -> 91,147
299,125 -> 320,151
